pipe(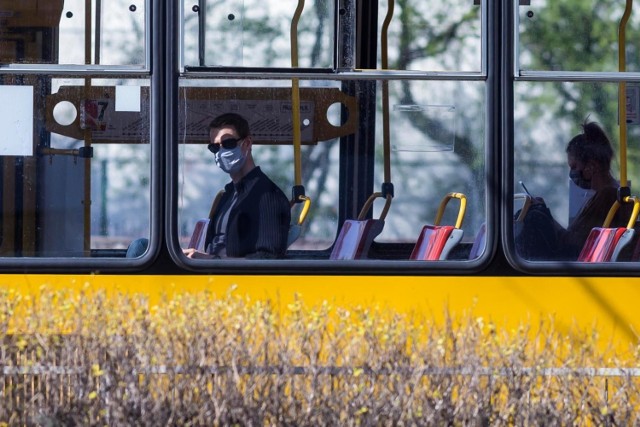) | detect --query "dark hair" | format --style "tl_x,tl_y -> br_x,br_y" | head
208,113 -> 250,139
565,120 -> 614,171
